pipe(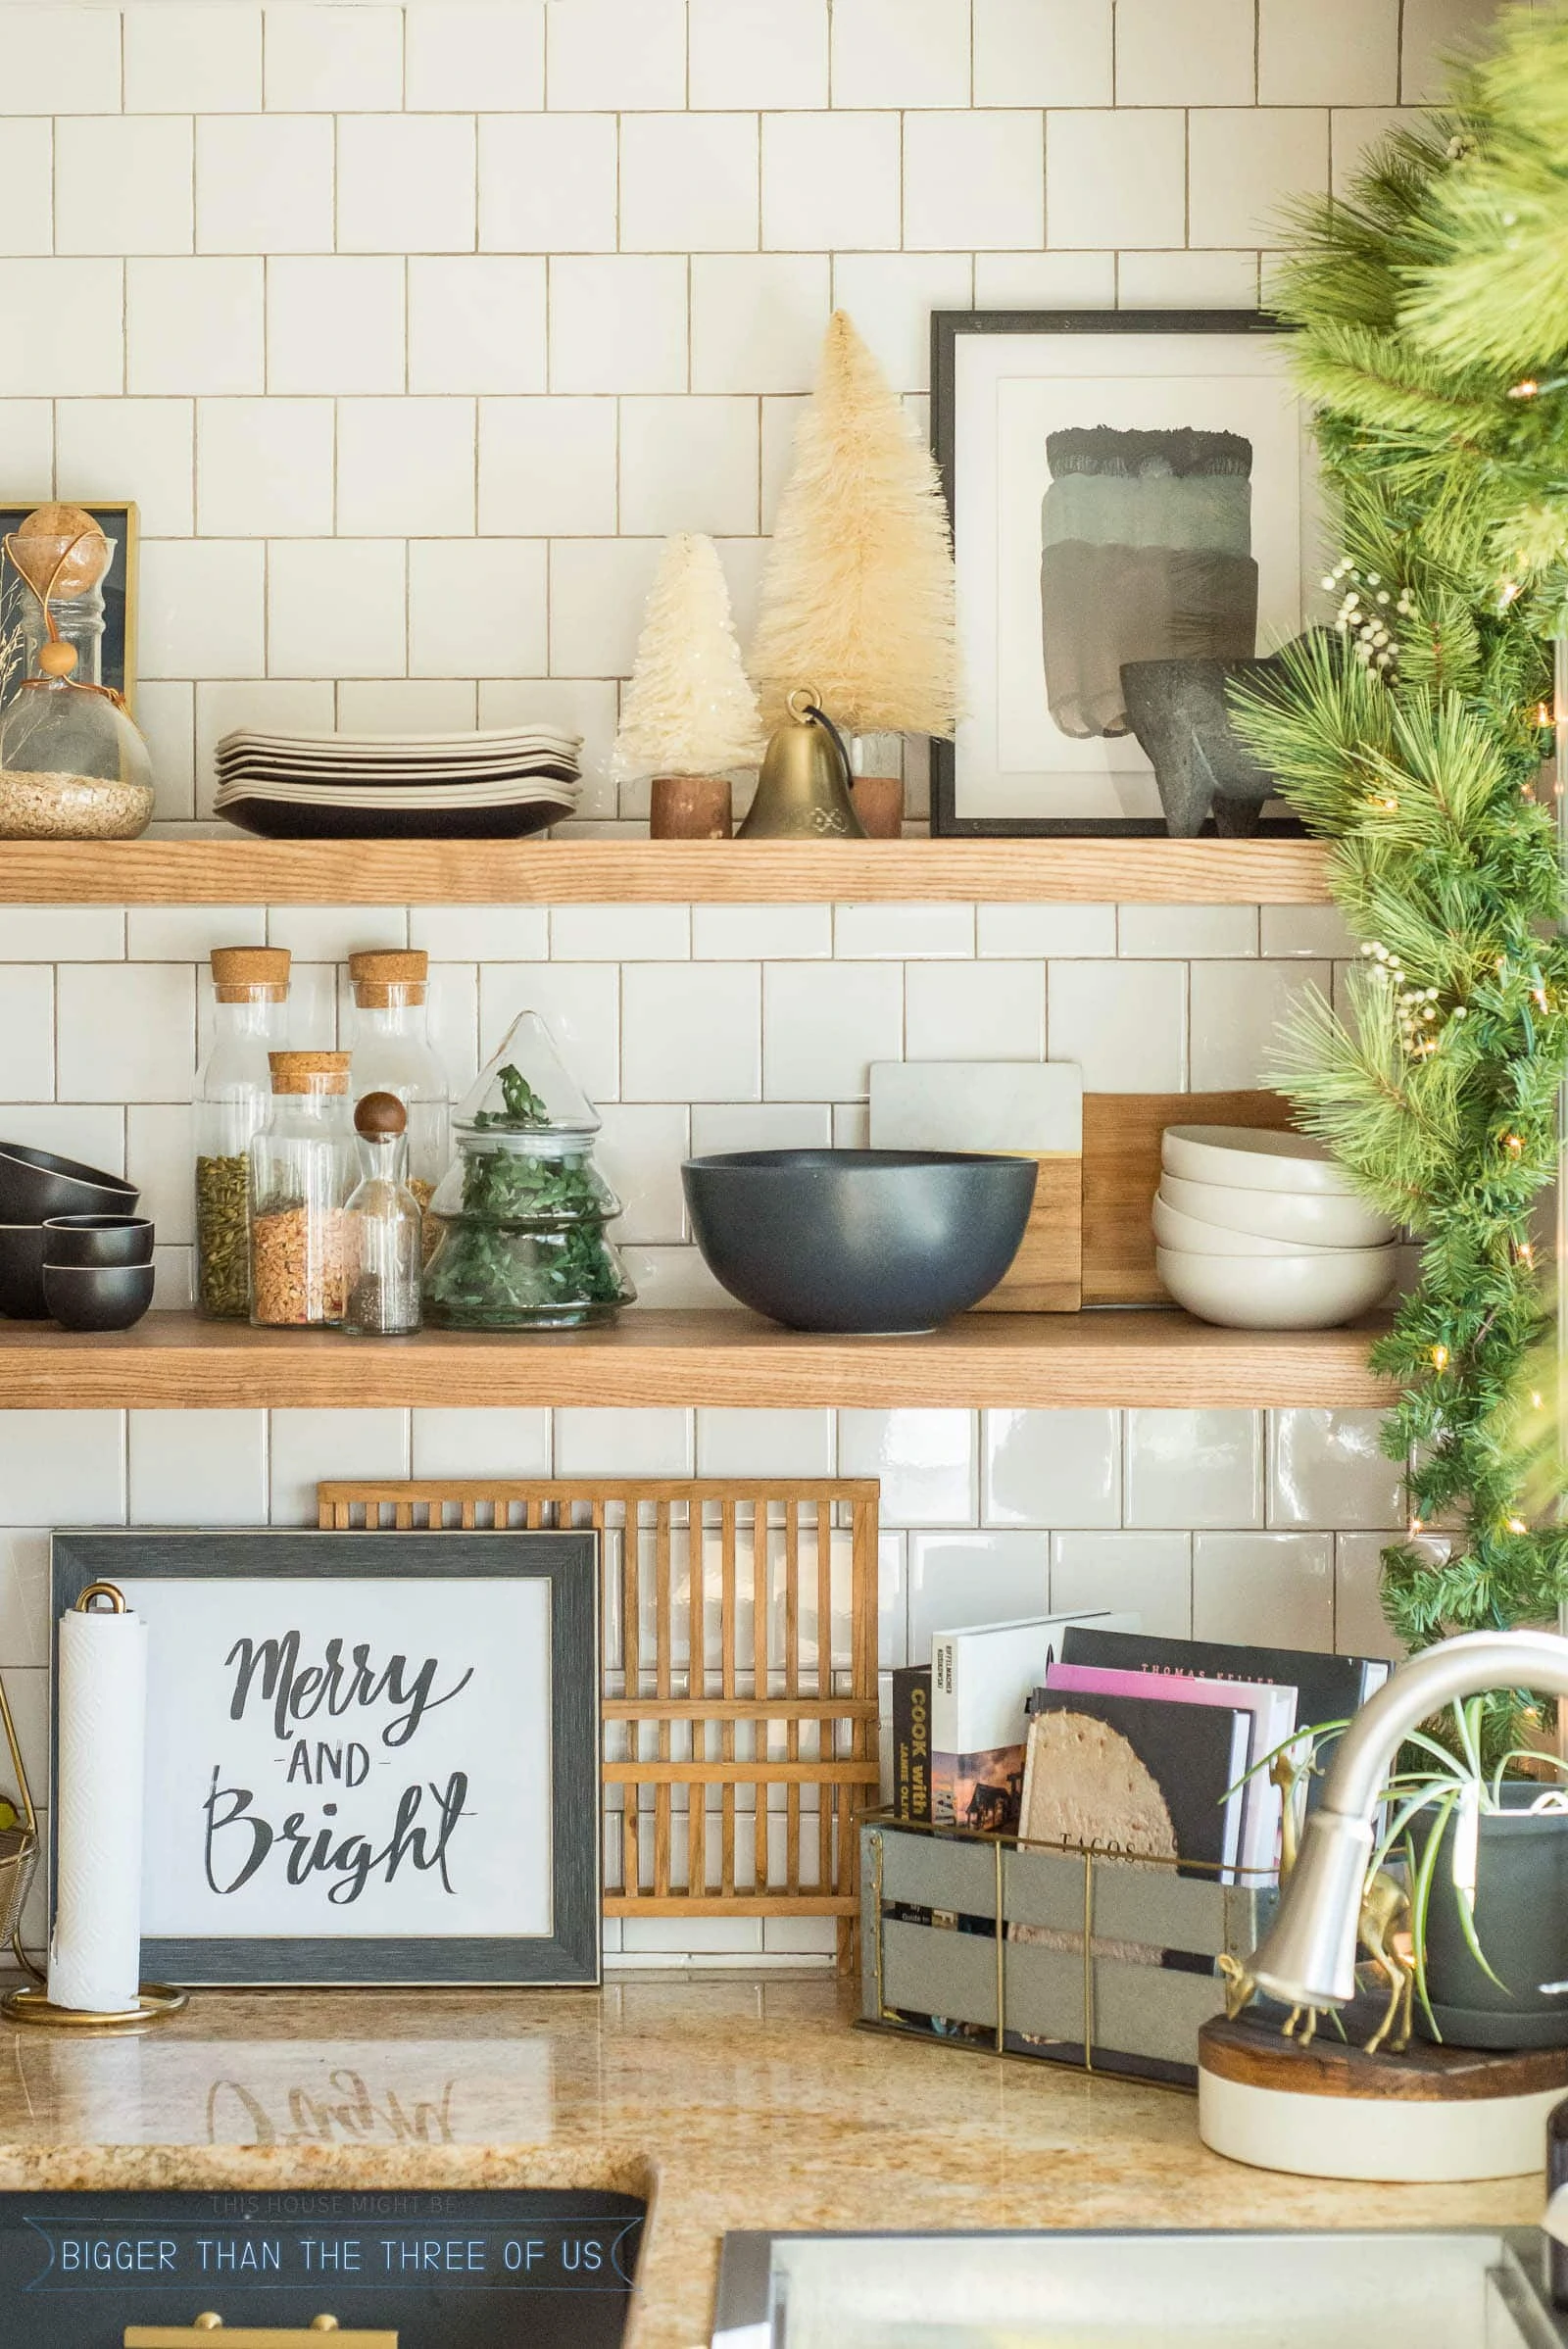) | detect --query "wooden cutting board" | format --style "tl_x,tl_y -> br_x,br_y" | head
1083,1089 -> 1296,1306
